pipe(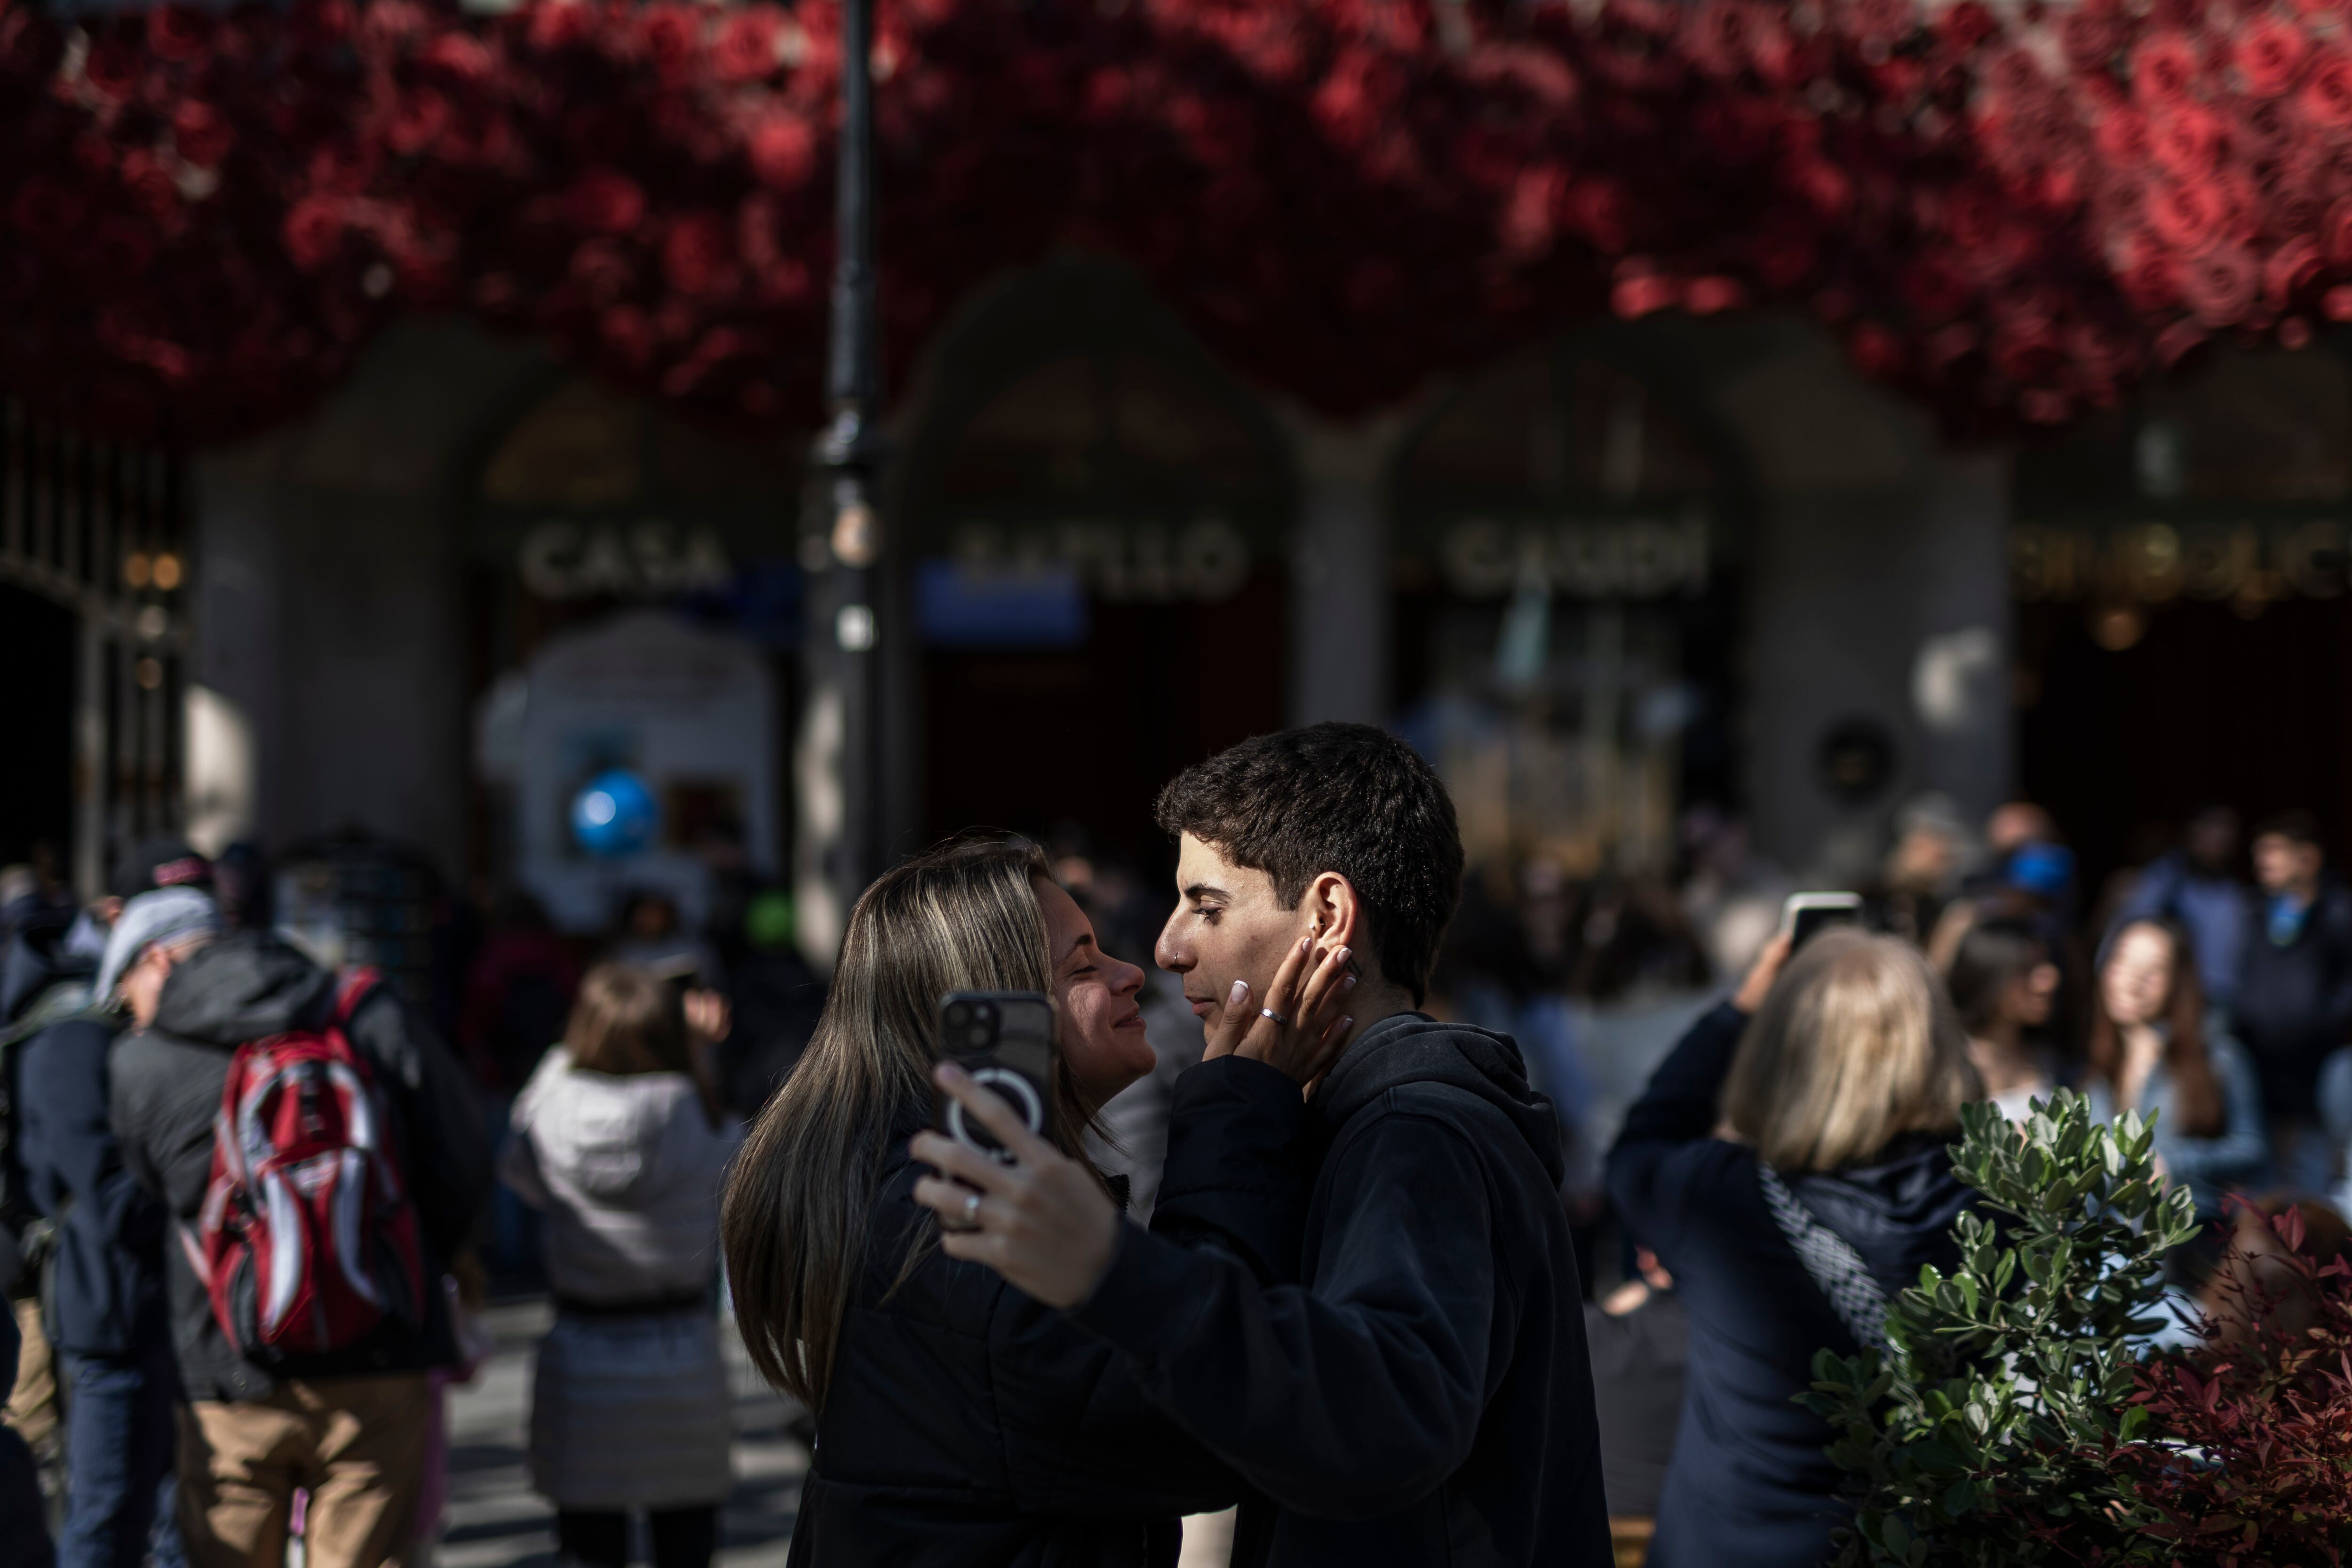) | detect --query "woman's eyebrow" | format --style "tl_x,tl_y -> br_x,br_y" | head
1057,931 -> 1098,968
